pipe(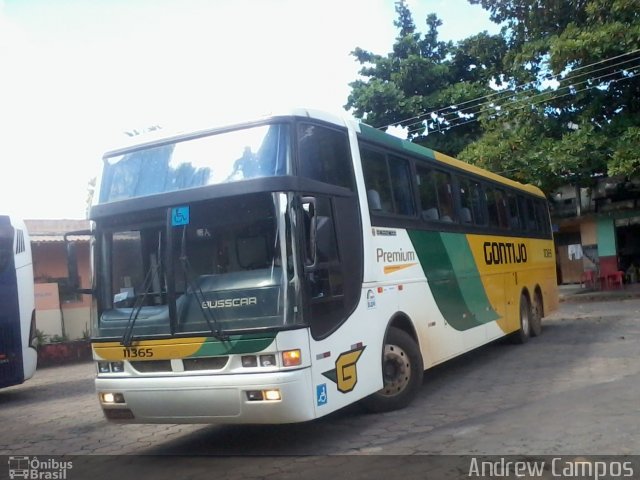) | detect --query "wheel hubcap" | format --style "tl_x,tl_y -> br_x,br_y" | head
381,344 -> 411,397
